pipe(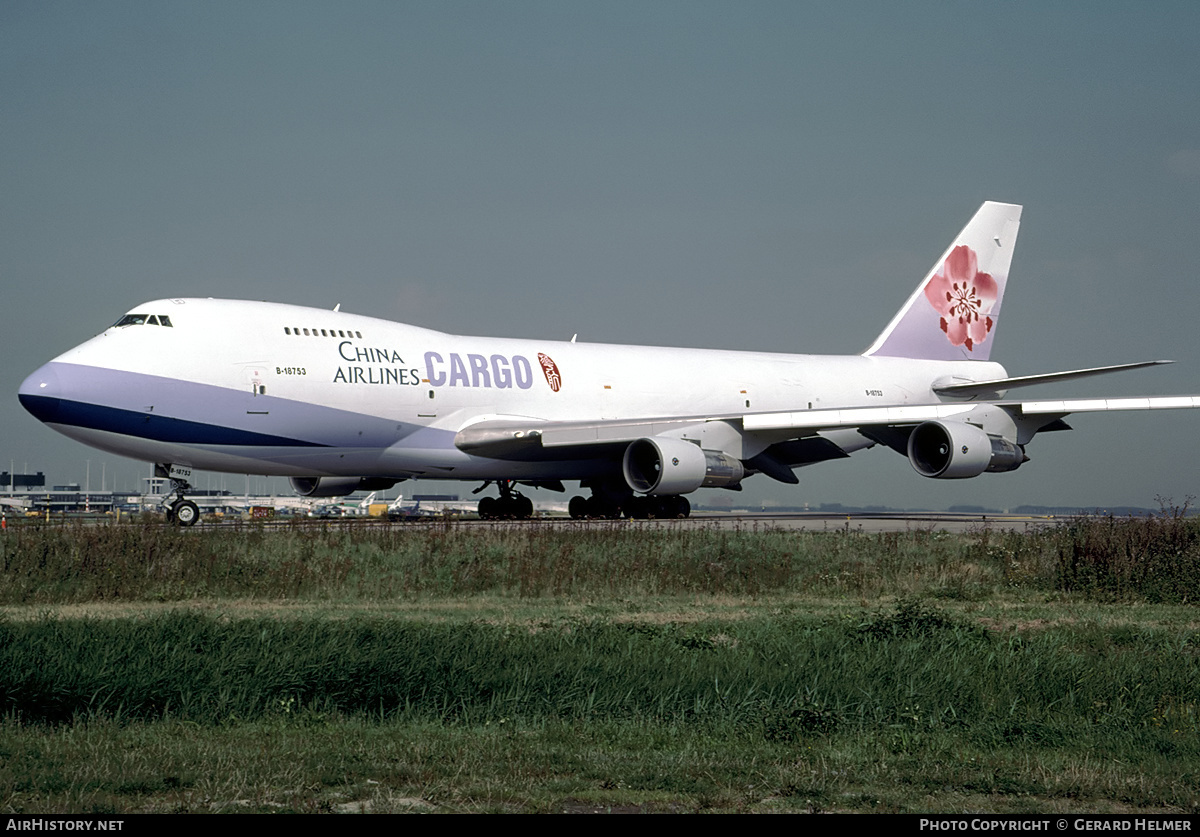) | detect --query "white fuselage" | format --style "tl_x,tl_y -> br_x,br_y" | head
20,298 -> 1006,484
